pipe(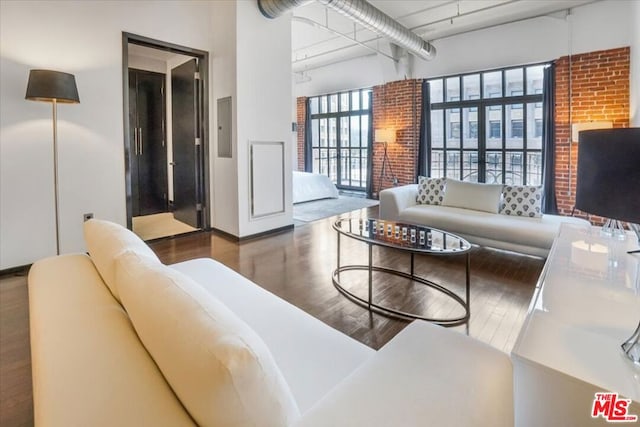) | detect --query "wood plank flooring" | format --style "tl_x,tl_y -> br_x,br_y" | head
0,206 -> 545,426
